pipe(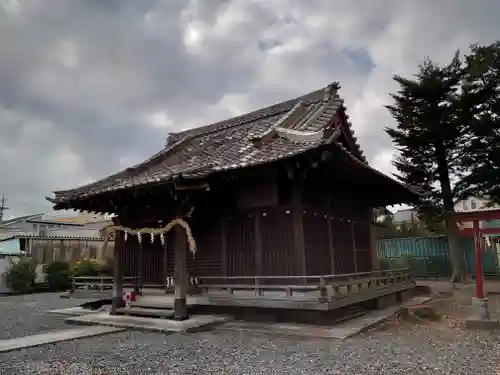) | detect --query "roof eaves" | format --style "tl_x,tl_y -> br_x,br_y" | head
333,141 -> 424,200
